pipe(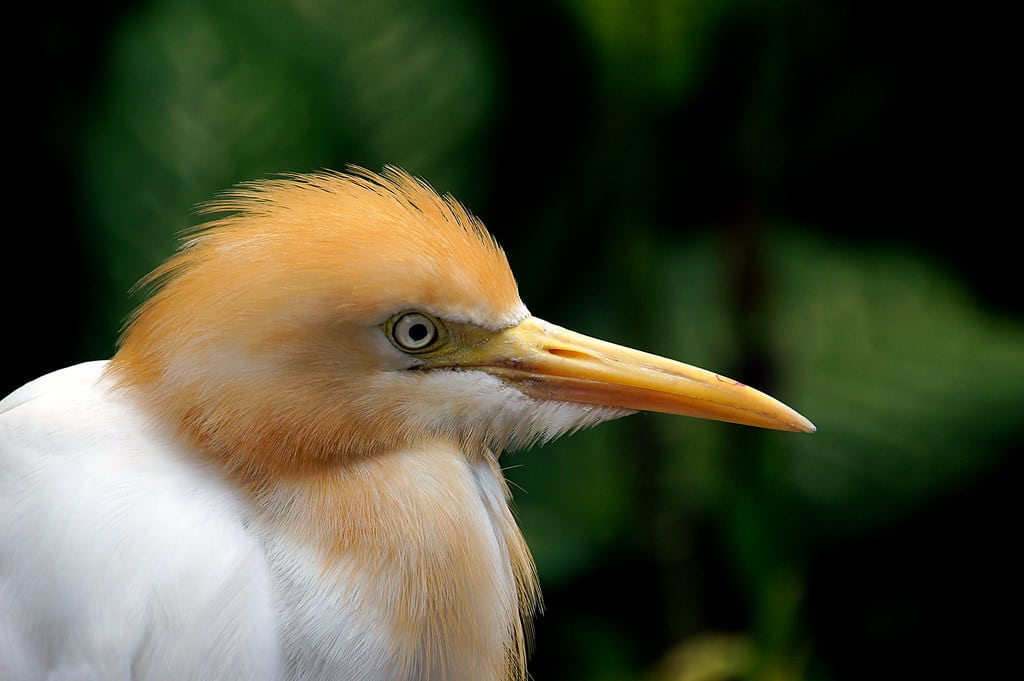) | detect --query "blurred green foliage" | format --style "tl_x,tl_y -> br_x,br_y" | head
9,1 -> 1017,679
